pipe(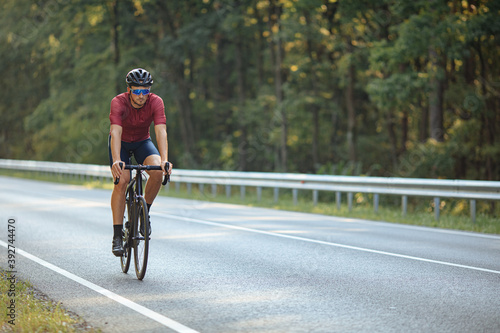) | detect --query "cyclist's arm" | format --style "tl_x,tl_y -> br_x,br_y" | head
154,124 -> 172,174
110,124 -> 124,179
